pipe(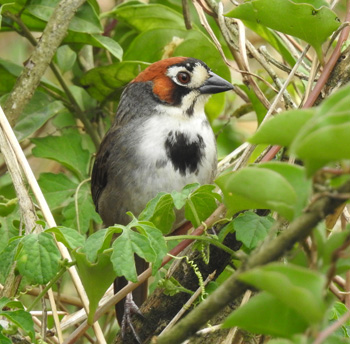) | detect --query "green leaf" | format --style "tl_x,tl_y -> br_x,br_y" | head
216,167 -> 296,221
171,183 -> 199,210
0,309 -> 35,342
0,238 -> 21,284
223,292 -> 308,338
84,227 -> 118,263
55,45 -> 77,74
73,249 -> 115,324
249,109 -> 315,147
113,3 -> 185,32
139,193 -> 175,234
62,182 -> 102,233
238,263 -> 327,324
292,120 -> 350,175
111,226 -> 156,283
257,163 -> 312,218
184,185 -> 221,228
0,213 -> 18,253
13,92 -> 65,142
38,173 -> 77,209
81,61 -> 149,101
233,211 -> 274,249
90,34 -> 123,60
46,226 -> 85,250
16,233 -> 61,285
226,0 -> 340,60
135,222 -> 167,274
26,0 -> 102,33
0,297 -> 24,310
31,130 -> 91,180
